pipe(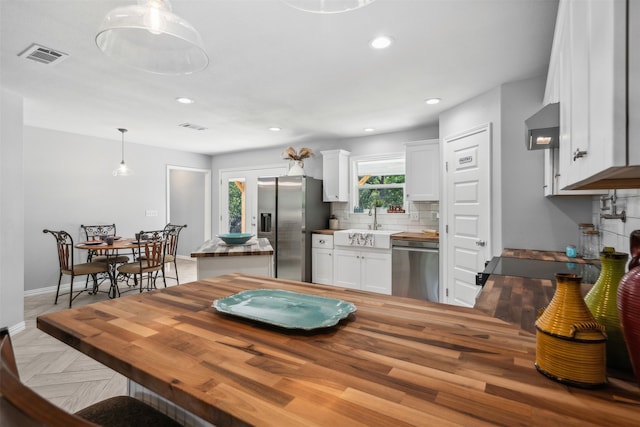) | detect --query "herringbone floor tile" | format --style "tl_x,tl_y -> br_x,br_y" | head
11,258 -> 197,413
